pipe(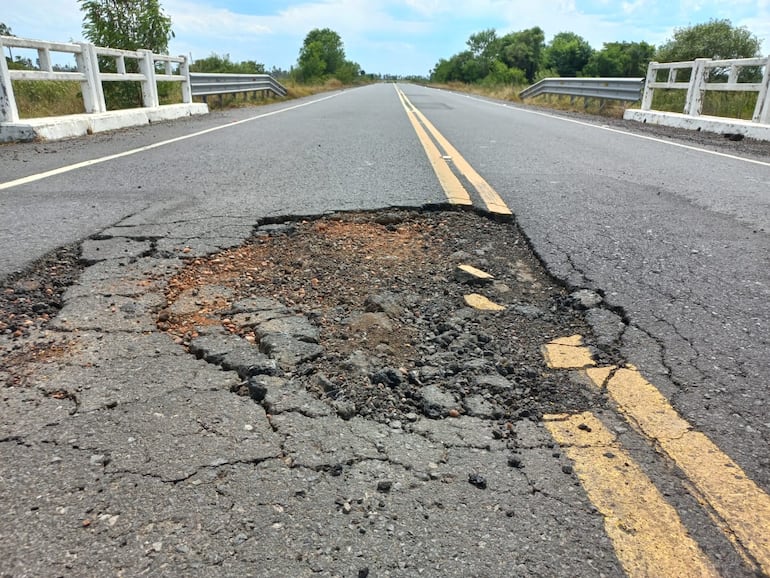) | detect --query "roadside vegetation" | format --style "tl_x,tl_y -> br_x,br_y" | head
2,10 -> 764,120
427,19 -> 764,120
2,2 -> 375,118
